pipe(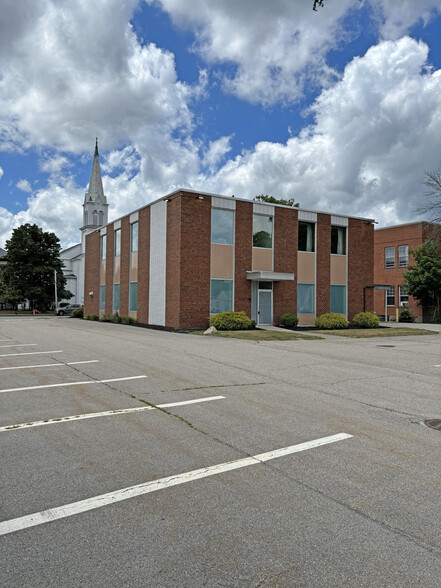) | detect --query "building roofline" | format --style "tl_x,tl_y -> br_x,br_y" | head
375,220 -> 440,231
